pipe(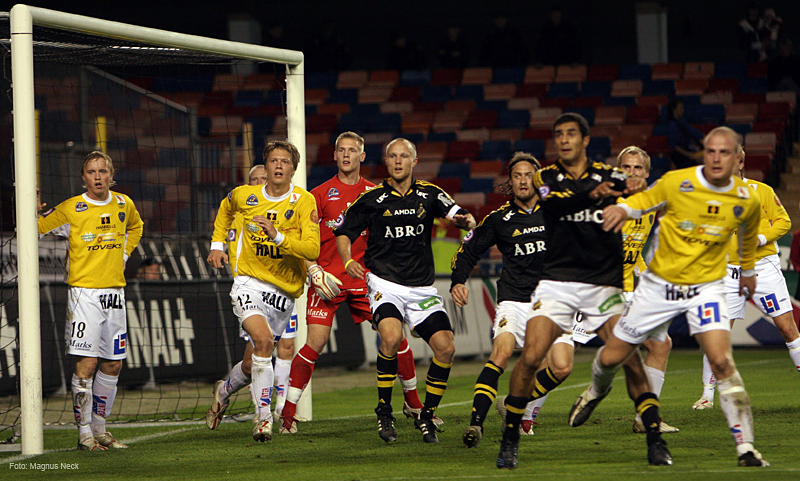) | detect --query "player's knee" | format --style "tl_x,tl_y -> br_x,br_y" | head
519,345 -> 545,373
489,349 -> 513,370
98,359 -> 123,376
74,356 -> 99,377
774,313 -> 800,341
250,337 -> 274,357
707,352 -> 735,378
549,360 -> 572,380
277,342 -> 294,360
